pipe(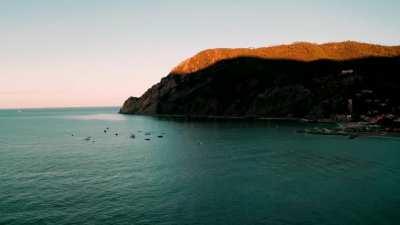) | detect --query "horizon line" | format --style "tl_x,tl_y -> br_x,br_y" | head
0,105 -> 120,110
